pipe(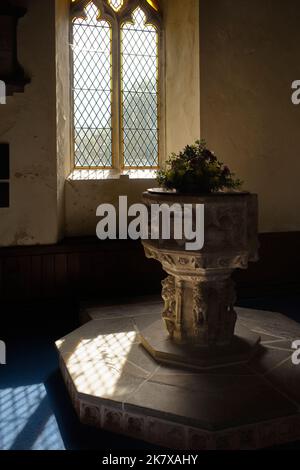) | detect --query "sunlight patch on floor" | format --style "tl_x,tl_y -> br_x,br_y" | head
0,384 -> 65,450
